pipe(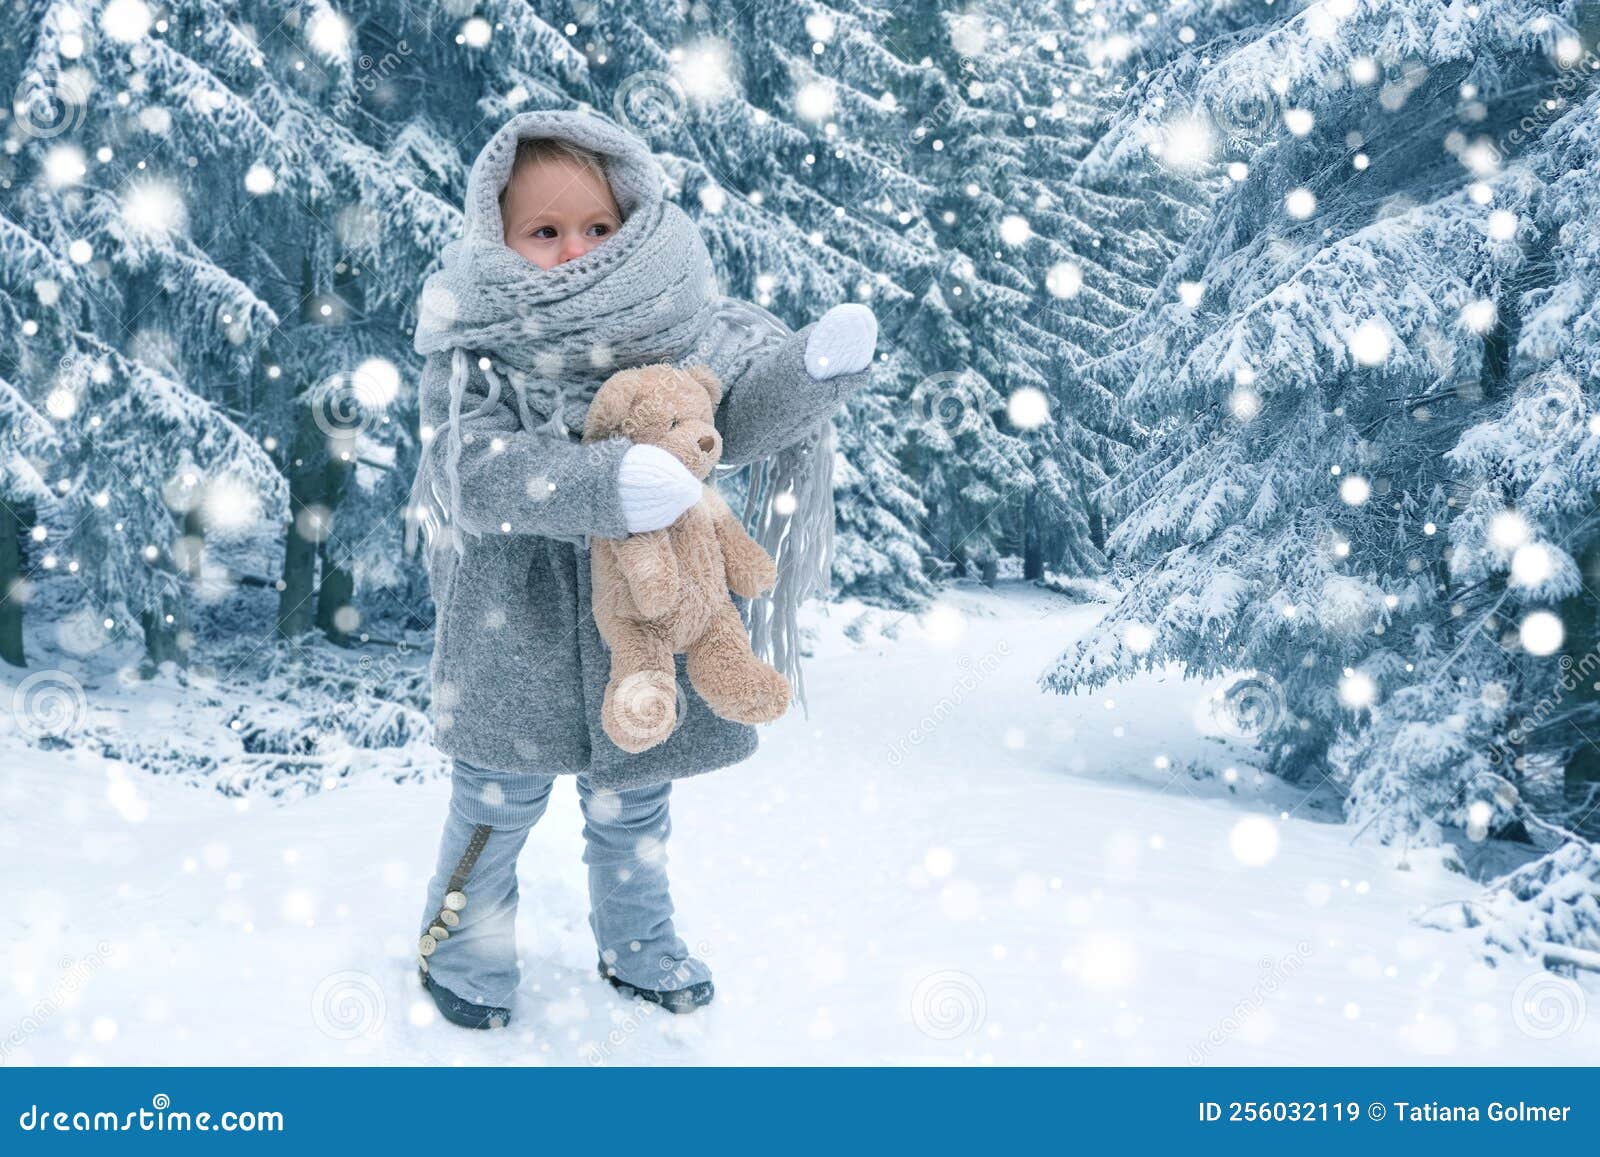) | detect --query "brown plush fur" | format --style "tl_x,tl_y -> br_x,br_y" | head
583,363 -> 792,753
